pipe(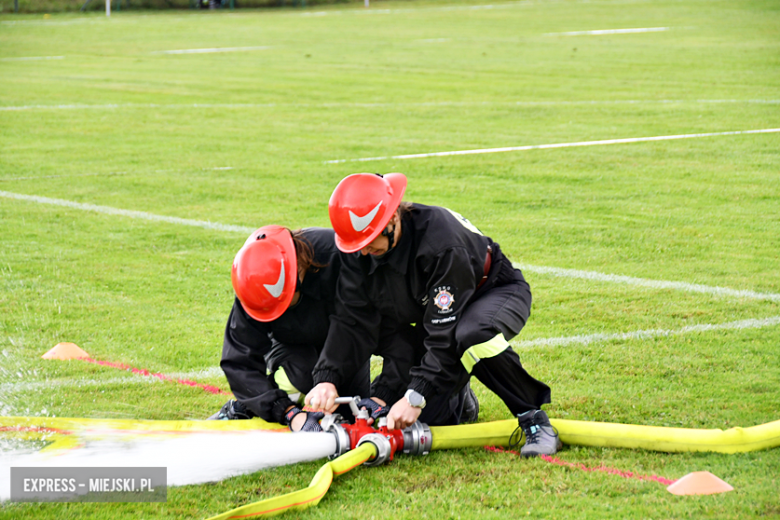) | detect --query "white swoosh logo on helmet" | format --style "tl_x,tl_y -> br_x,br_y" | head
263,263 -> 285,299
349,201 -> 383,232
